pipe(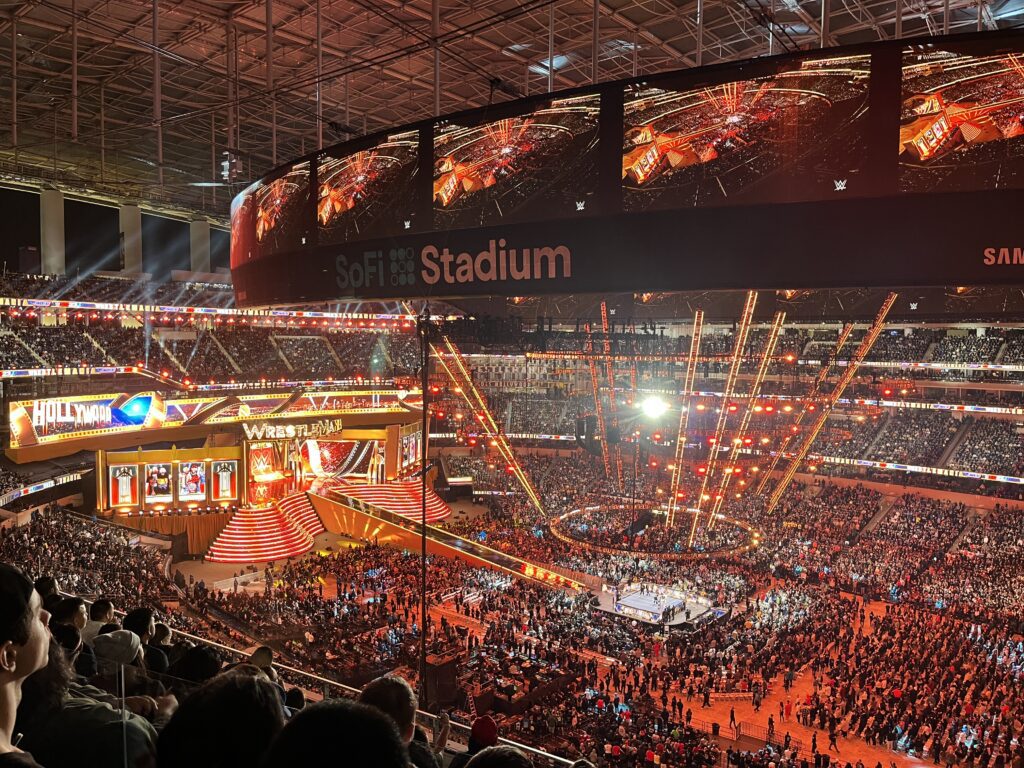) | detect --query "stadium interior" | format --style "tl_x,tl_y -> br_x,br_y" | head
2,3 -> 1024,768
